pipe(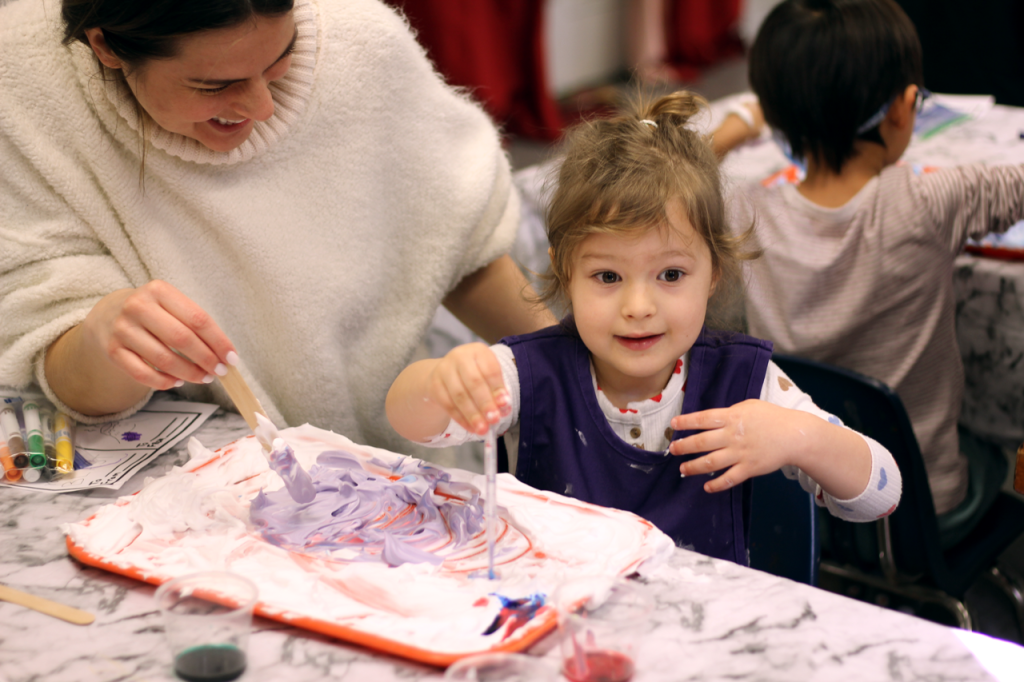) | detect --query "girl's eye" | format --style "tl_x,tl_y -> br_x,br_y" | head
659,269 -> 685,282
596,271 -> 620,284
198,85 -> 230,95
